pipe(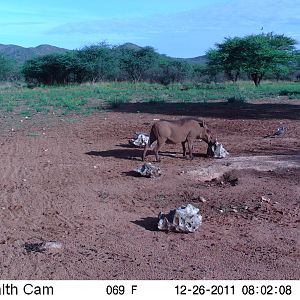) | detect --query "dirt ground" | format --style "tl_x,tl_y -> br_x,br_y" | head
0,99 -> 299,280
